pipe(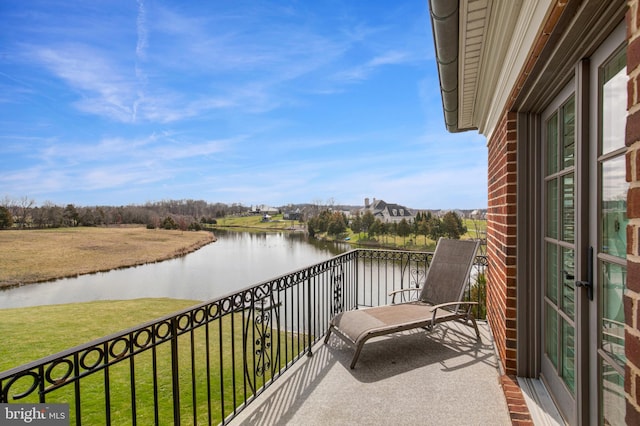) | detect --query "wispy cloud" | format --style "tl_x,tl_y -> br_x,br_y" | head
136,0 -> 148,61
332,50 -> 411,82
0,1 -> 487,208
134,0 -> 148,121
31,44 -> 137,122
